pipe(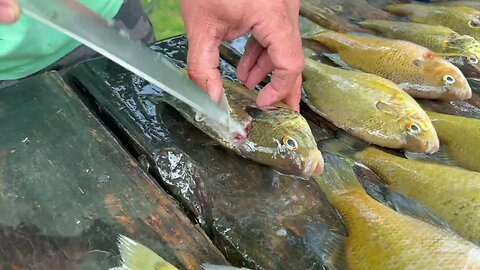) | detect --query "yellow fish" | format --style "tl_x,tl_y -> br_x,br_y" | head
434,1 -> 480,10
311,31 -> 472,100
387,4 -> 480,41
302,55 -> 439,153
116,234 -> 250,270
309,153 -> 480,270
343,146 -> 480,244
405,111 -> 480,172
